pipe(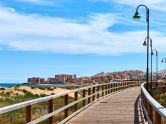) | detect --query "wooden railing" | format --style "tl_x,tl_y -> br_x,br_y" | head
141,83 -> 166,124
0,81 -> 141,124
